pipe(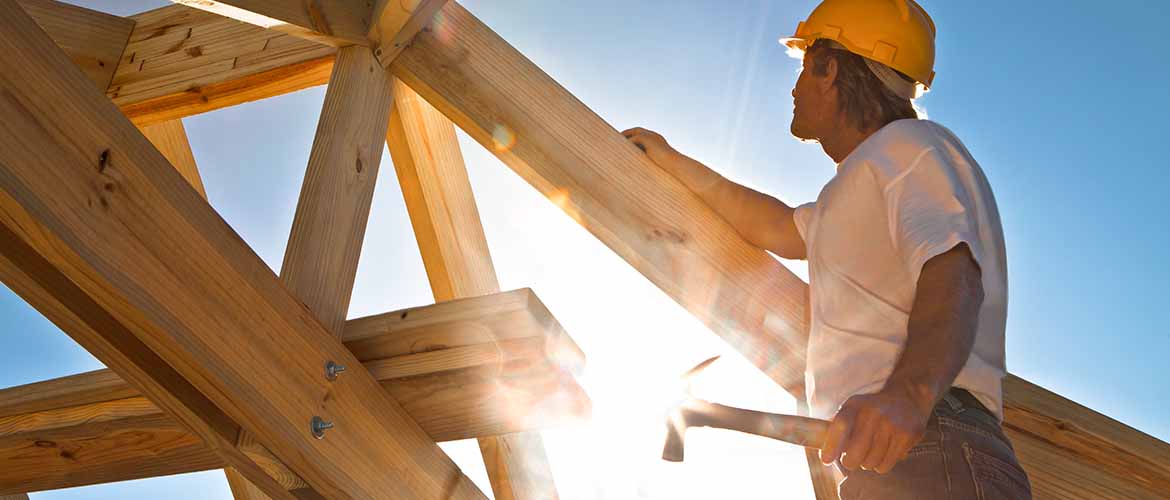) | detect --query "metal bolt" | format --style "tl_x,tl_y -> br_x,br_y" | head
325,360 -> 346,381
311,416 -> 333,439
